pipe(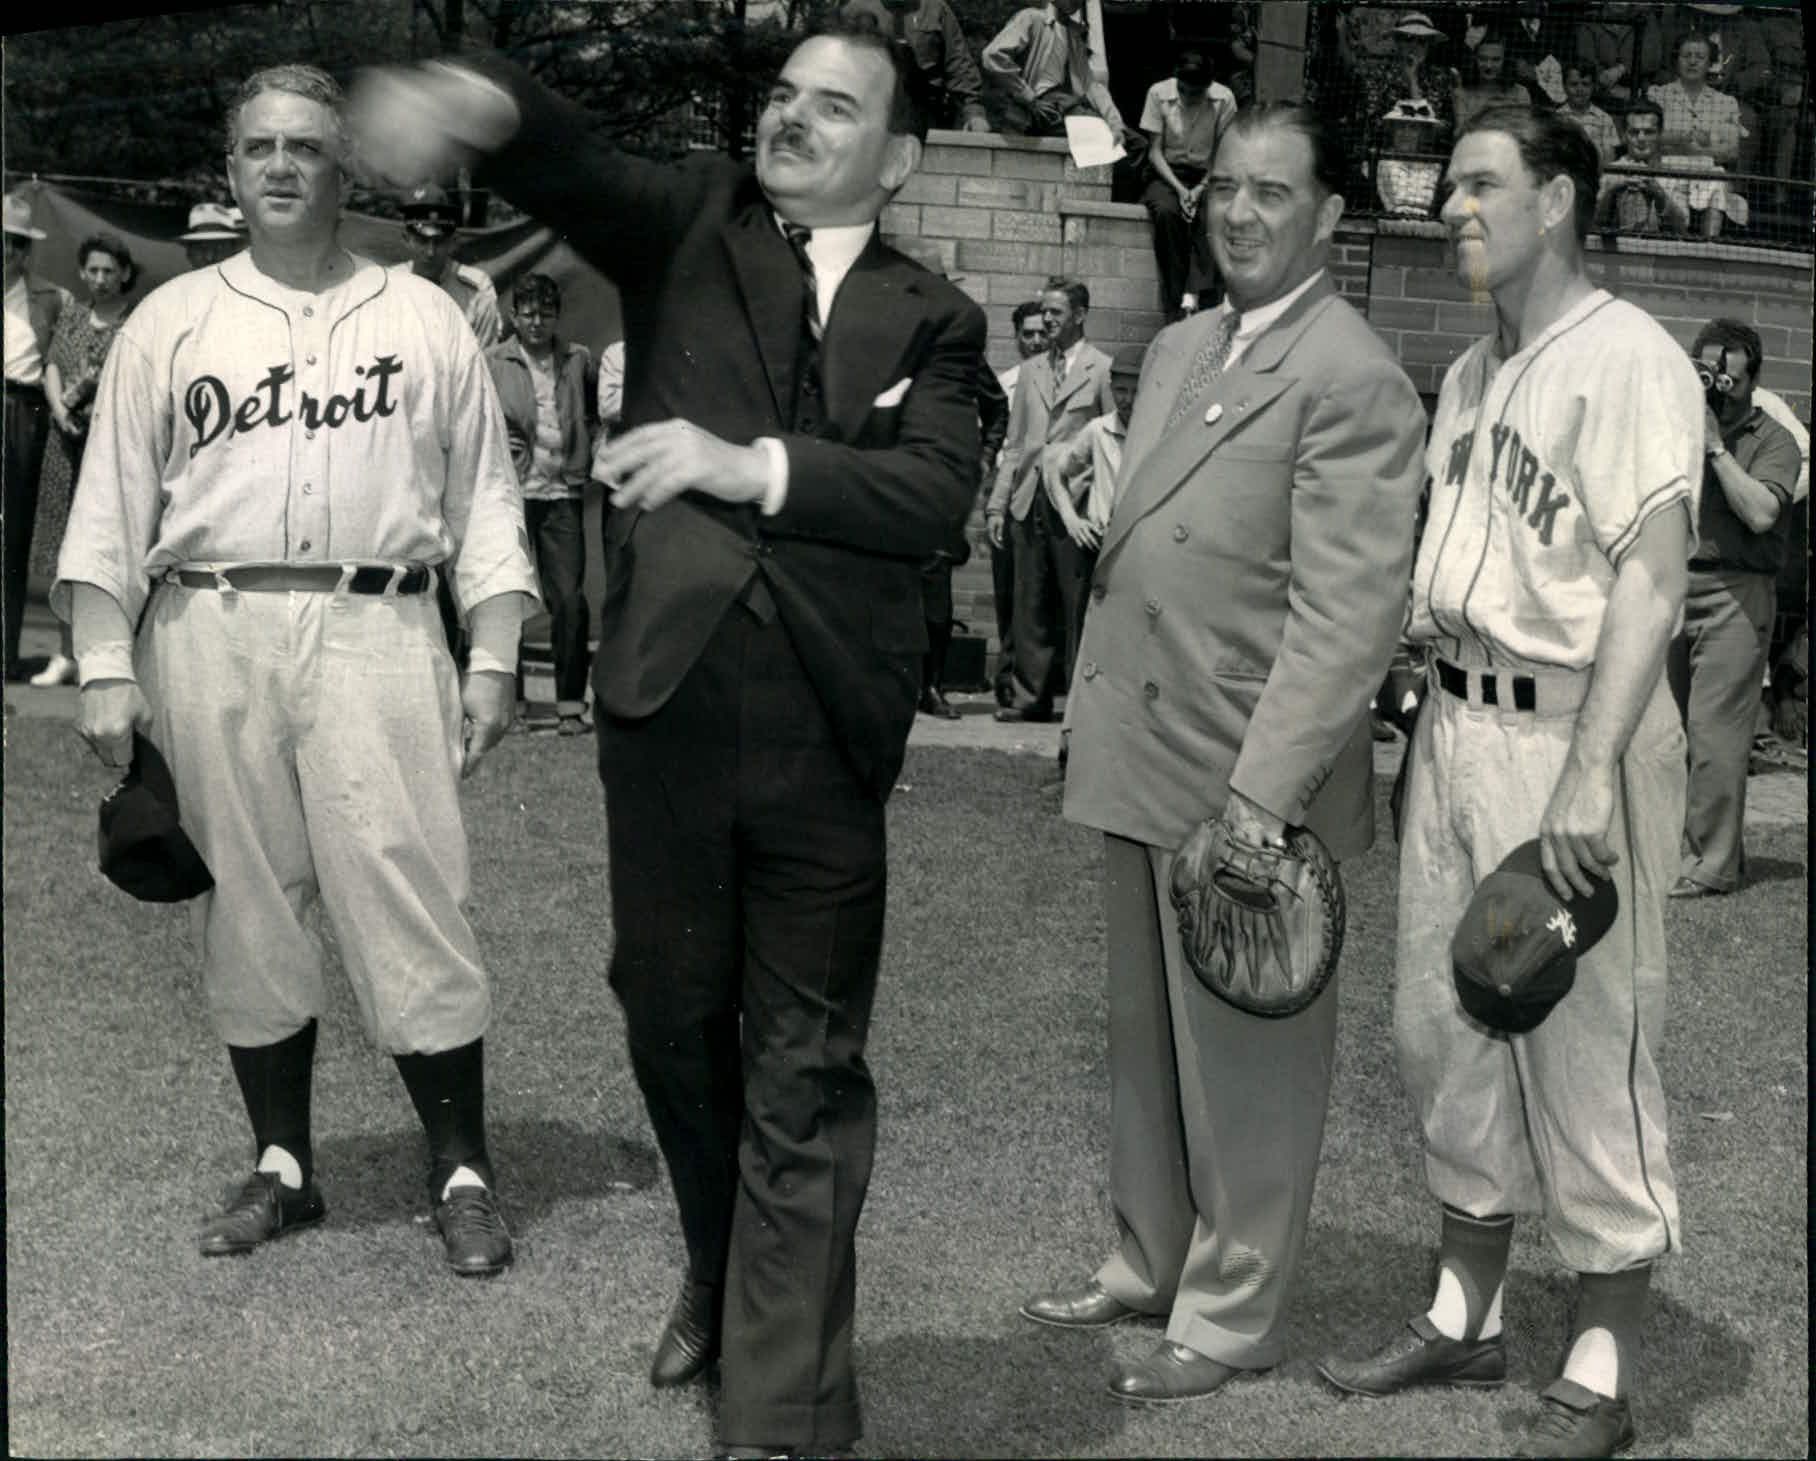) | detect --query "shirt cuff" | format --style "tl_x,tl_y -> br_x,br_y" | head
755,437 -> 789,517
77,642 -> 137,687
